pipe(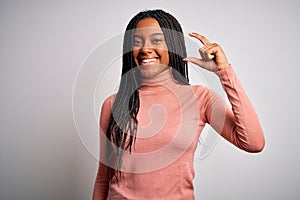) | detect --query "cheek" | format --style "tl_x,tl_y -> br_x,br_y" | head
132,49 -> 138,57
158,44 -> 169,65
160,50 -> 169,65
132,50 -> 139,63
